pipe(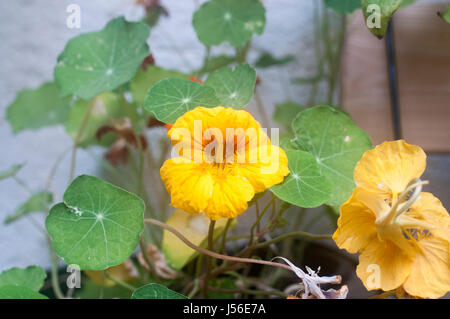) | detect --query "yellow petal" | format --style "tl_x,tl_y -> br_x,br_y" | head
405,192 -> 450,241
333,187 -> 380,254
403,235 -> 450,298
356,238 -> 412,292
160,158 -> 214,214
205,174 -> 255,220
354,140 -> 426,196
233,145 -> 289,193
